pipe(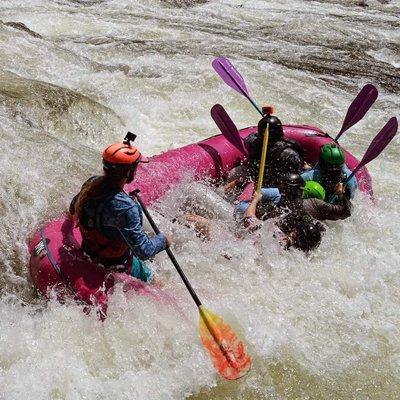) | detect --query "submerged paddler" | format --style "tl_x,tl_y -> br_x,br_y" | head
235,174 -> 324,252
239,188 -> 325,253
70,132 -> 172,283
